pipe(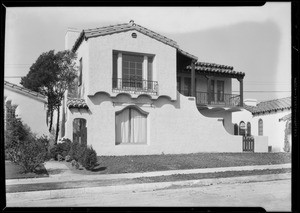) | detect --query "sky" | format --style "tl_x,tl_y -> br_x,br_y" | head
5,3 -> 291,102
